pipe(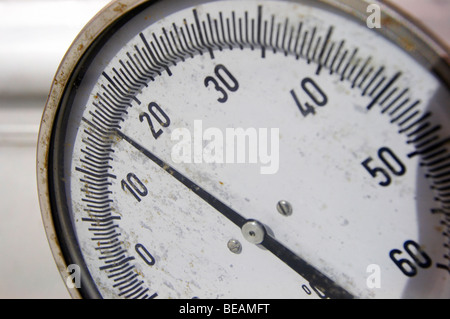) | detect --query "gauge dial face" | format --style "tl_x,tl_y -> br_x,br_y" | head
43,0 -> 450,298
